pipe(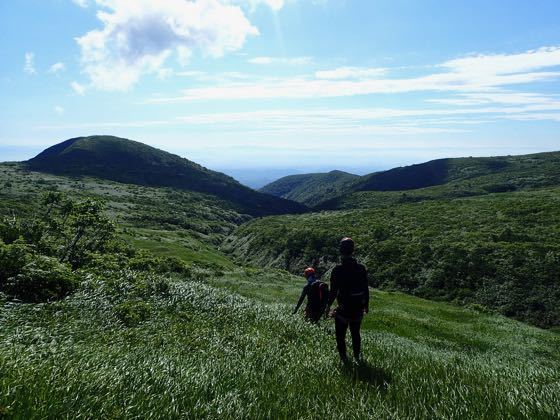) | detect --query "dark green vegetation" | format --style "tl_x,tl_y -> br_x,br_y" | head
0,162 -> 244,268
260,170 -> 359,207
27,136 -> 306,216
1,143 -> 560,418
262,151 -> 560,208
227,187 -> 560,328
